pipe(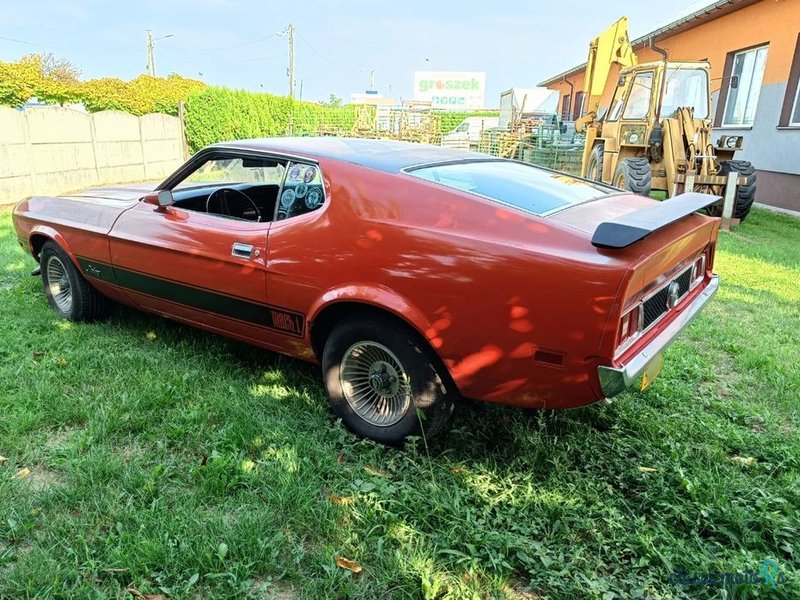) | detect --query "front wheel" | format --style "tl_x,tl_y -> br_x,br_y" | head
40,241 -> 110,321
613,157 -> 652,196
322,314 -> 455,445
